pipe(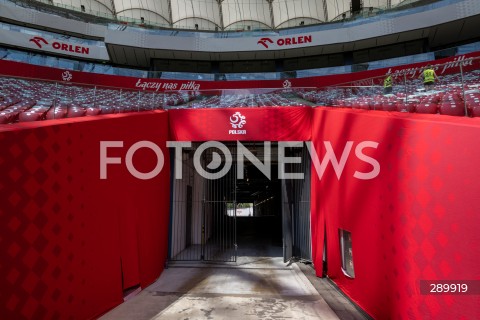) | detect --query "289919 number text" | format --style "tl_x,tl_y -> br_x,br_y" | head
420,280 -> 479,295
429,283 -> 468,293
